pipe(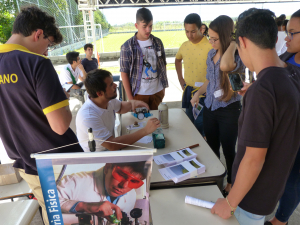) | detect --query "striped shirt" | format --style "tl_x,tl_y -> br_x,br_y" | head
120,33 -> 168,96
205,48 -> 245,111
